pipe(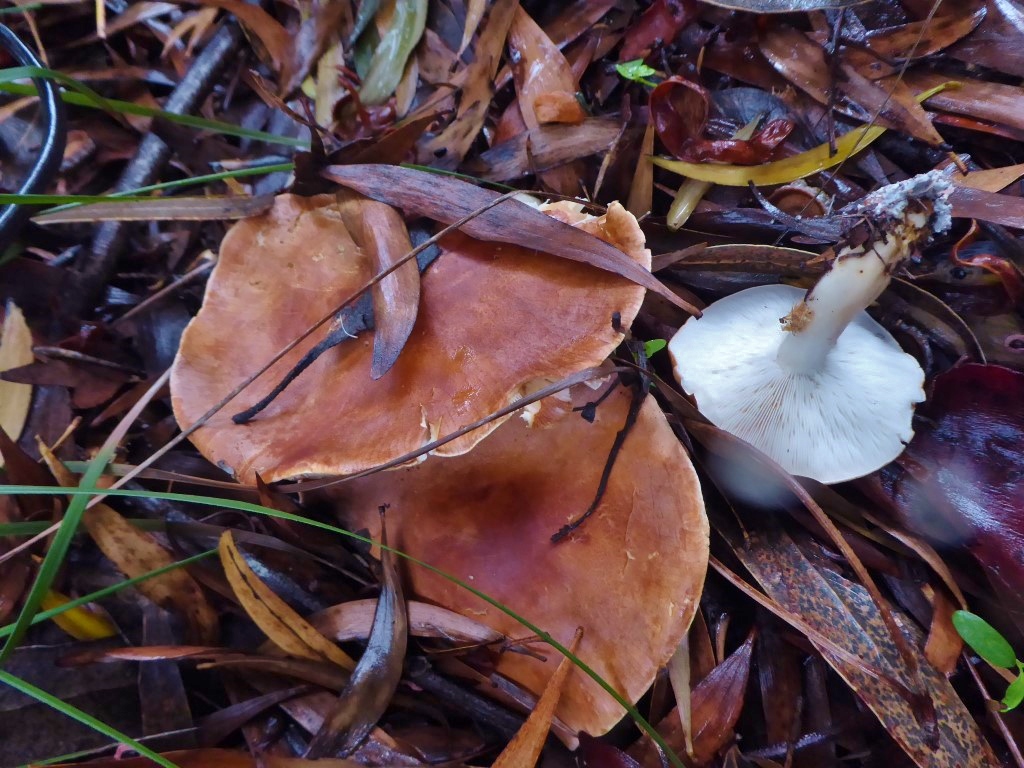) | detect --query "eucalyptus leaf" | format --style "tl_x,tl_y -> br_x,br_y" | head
952,610 -> 1018,669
